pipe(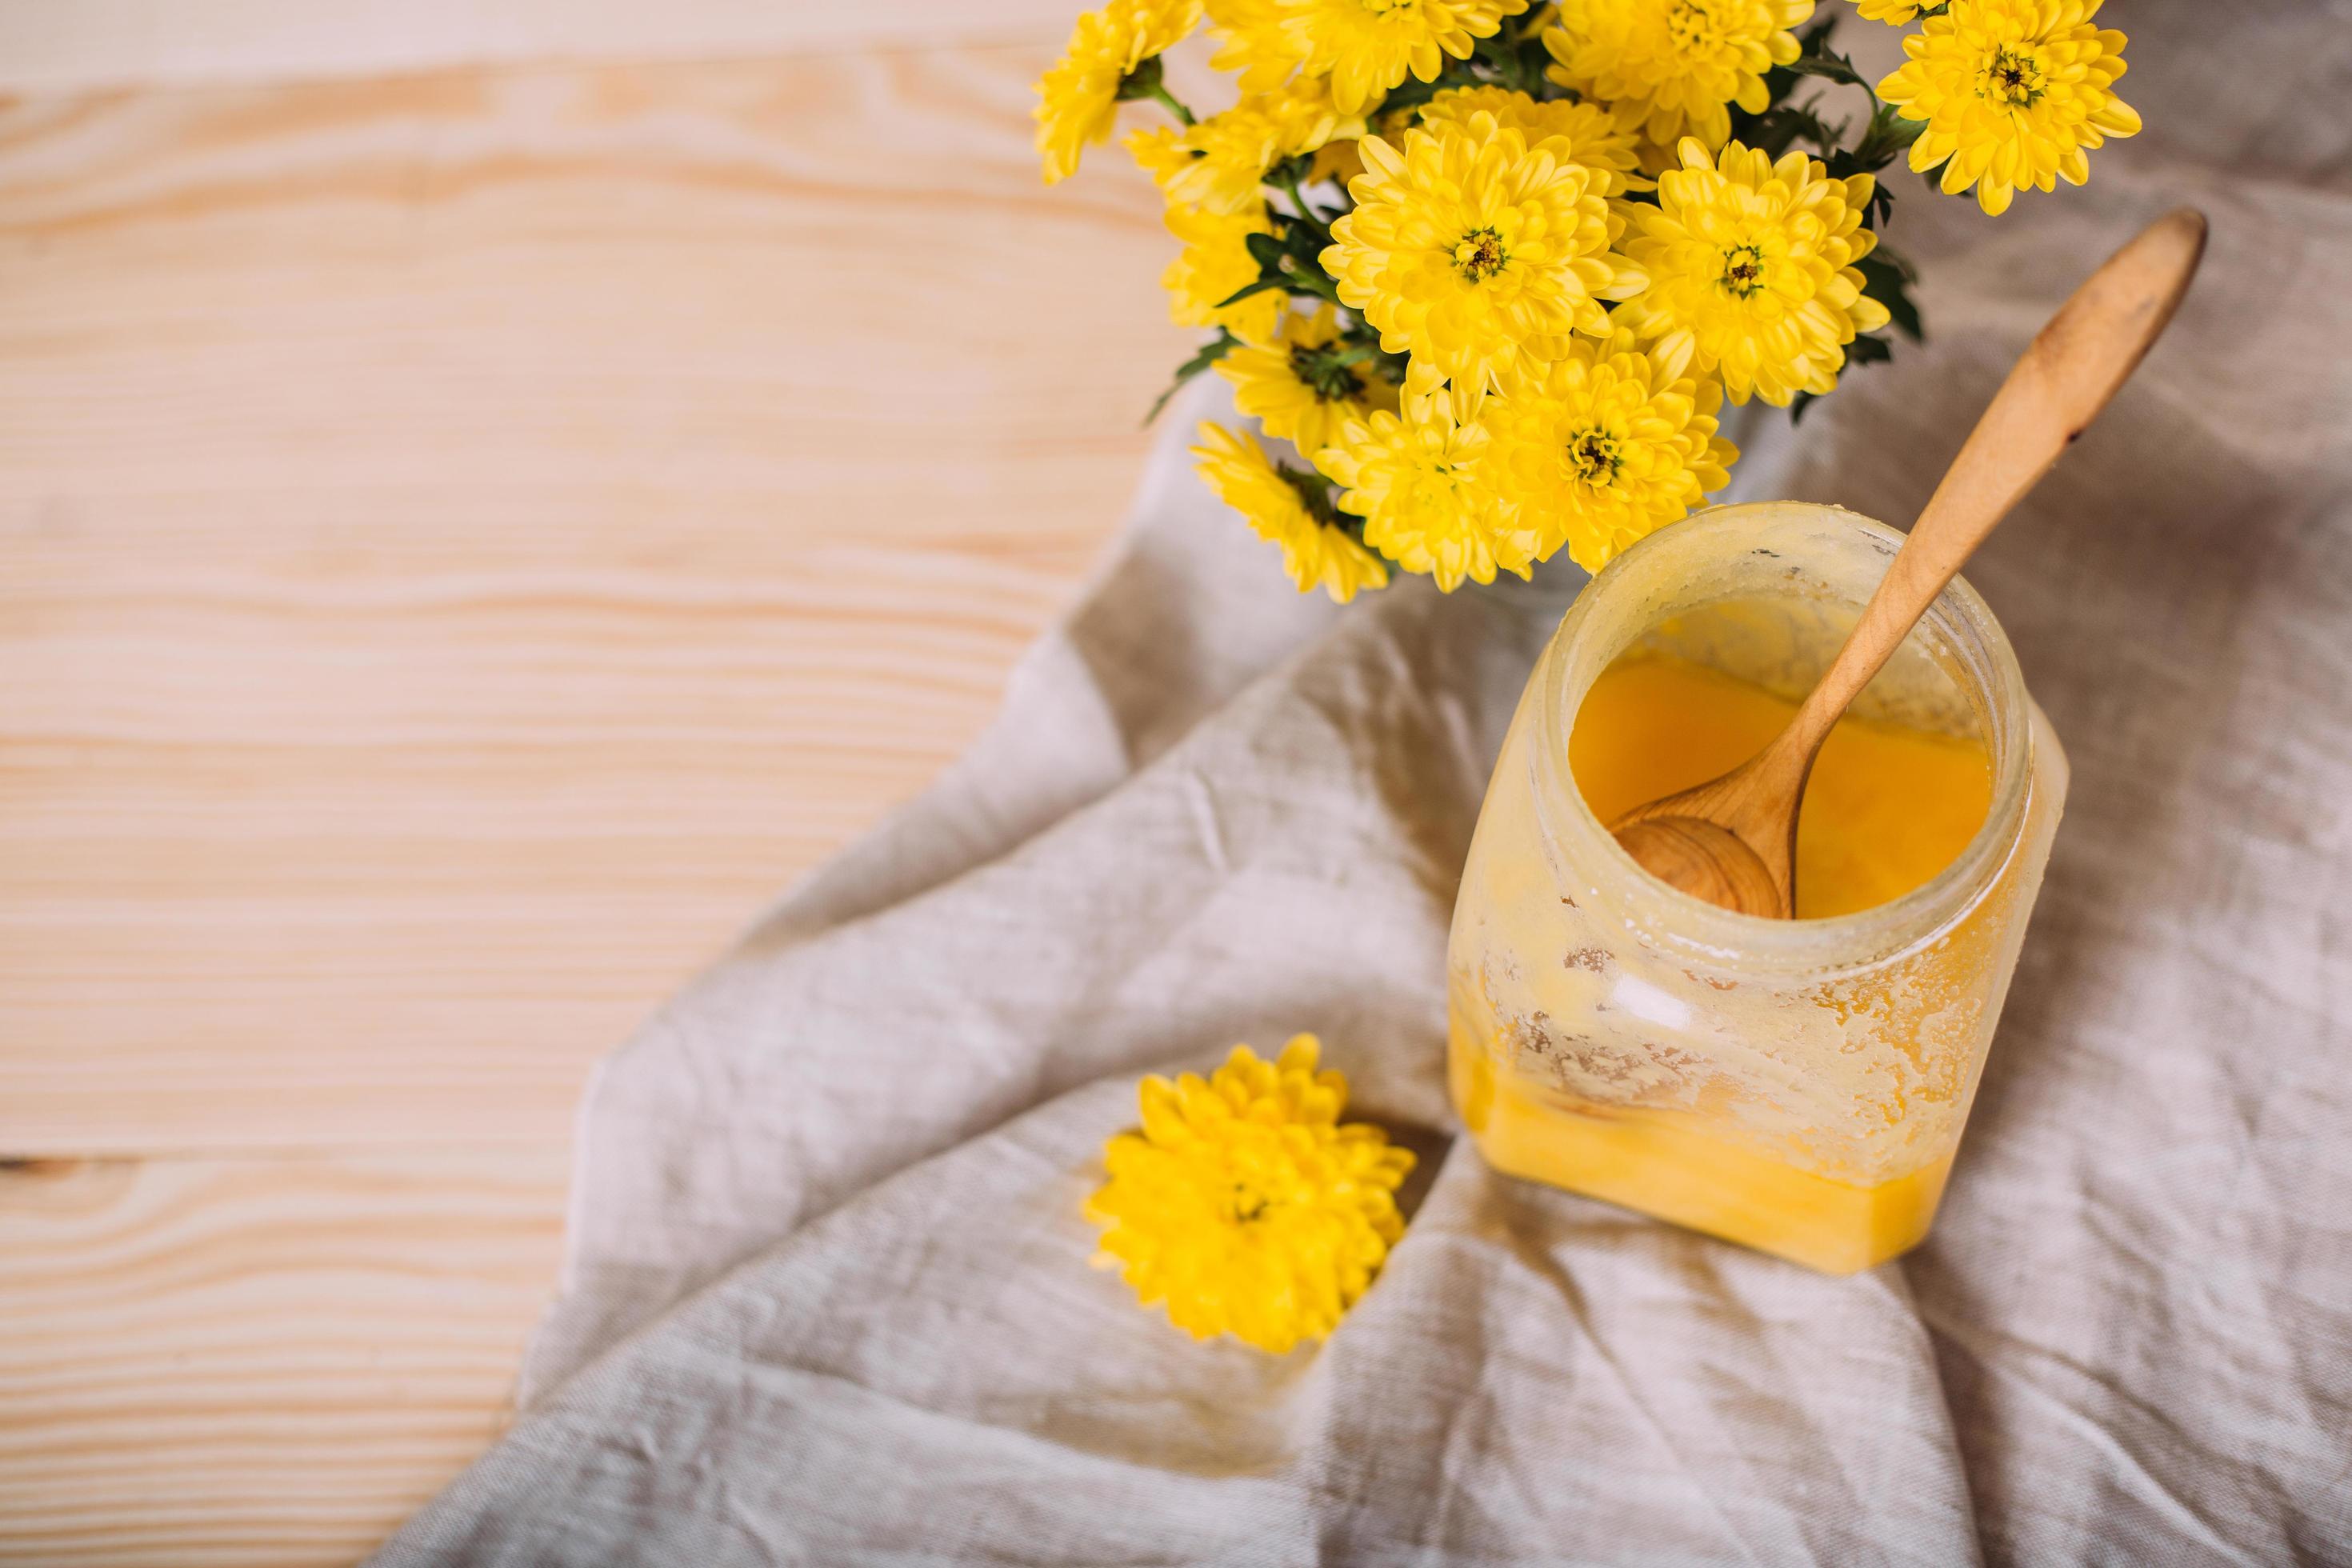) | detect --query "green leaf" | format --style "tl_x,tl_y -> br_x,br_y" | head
1786,48 -> 1867,89
1375,71 -> 1451,120
1243,231 -> 1287,270
1855,248 -> 1924,341
1281,215 -> 1330,262
1746,98 -> 1846,156
1826,106 -> 1917,226
1143,330 -> 1239,425
1467,16 -> 1552,94
1846,333 -> 1894,366
1267,152 -> 1314,187
1212,276 -> 1288,310
1830,100 -> 1925,192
